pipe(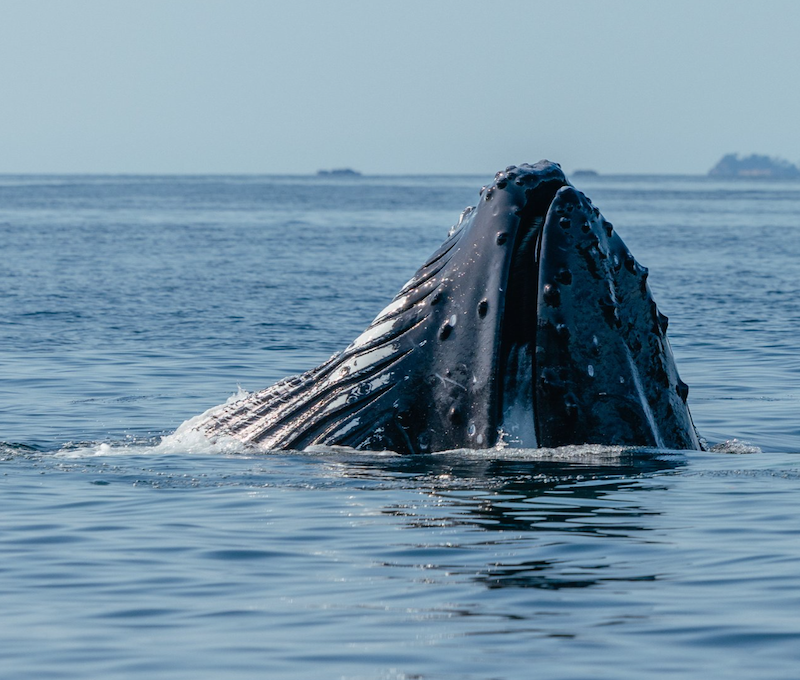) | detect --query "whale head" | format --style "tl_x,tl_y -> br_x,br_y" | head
200,161 -> 700,453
